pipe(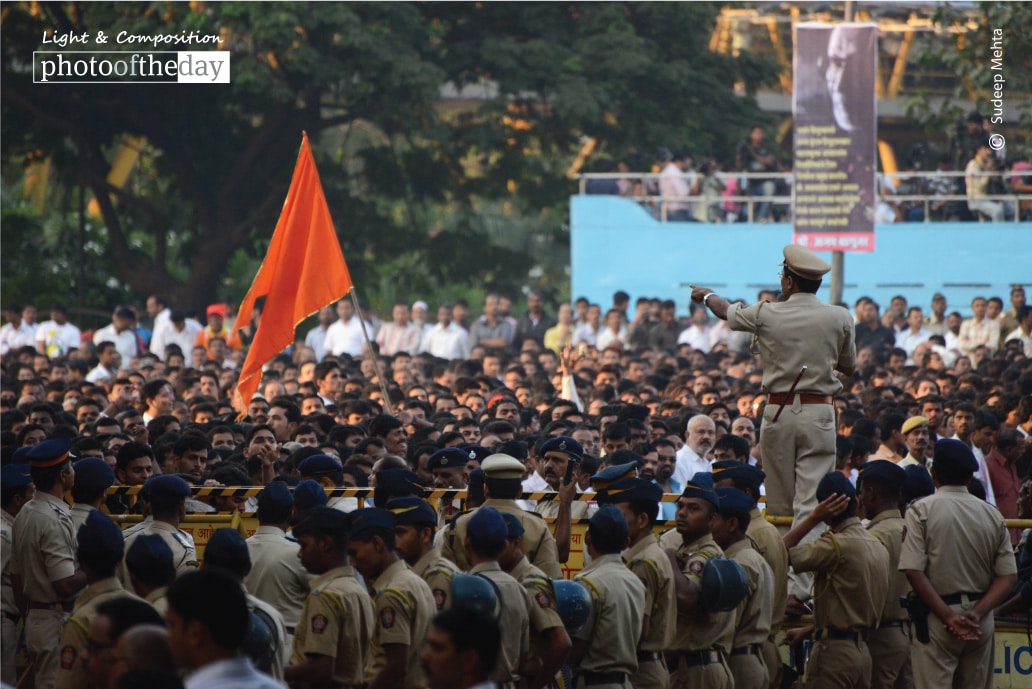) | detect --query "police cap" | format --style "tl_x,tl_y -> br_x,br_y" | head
589,461 -> 638,490
73,457 -> 115,493
816,471 -> 856,501
681,472 -> 720,508
603,477 -> 662,505
125,534 -> 173,576
539,437 -> 584,462
291,506 -> 350,538
349,507 -> 396,539
464,445 -> 493,464
298,454 -> 343,477
933,438 -> 978,475
293,479 -> 328,512
26,438 -> 72,469
902,465 -> 936,503
77,510 -> 124,561
901,416 -> 929,436
387,496 -> 438,527
480,454 -> 526,480
467,506 -> 508,551
857,459 -> 906,487
257,480 -> 293,514
779,244 -> 831,281
500,511 -> 524,539
0,463 -> 32,489
426,448 -> 468,471
711,461 -> 765,489
375,468 -> 427,495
